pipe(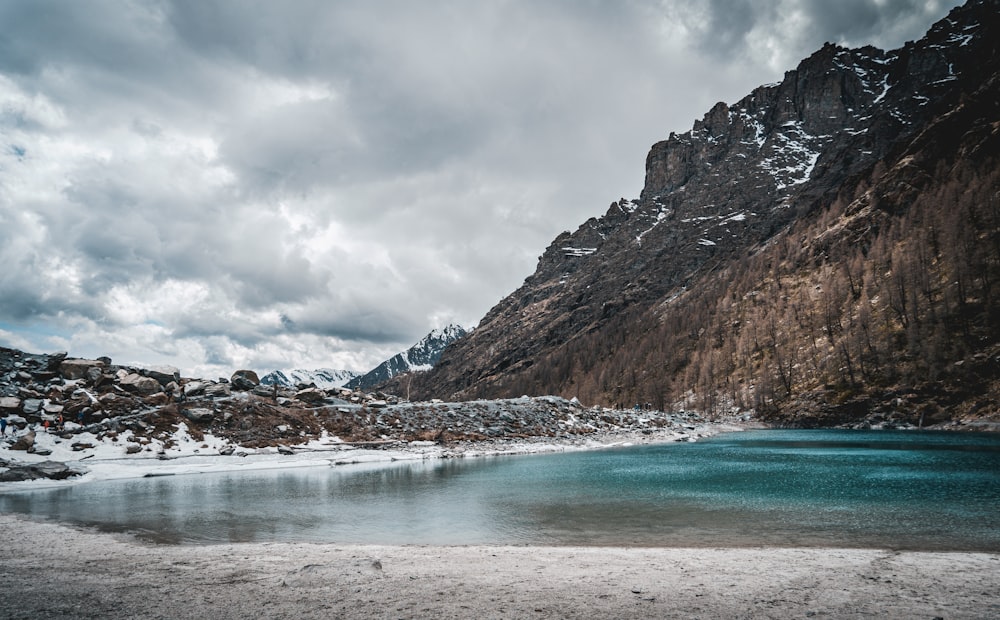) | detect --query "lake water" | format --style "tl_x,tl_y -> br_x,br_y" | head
2,429 -> 999,550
